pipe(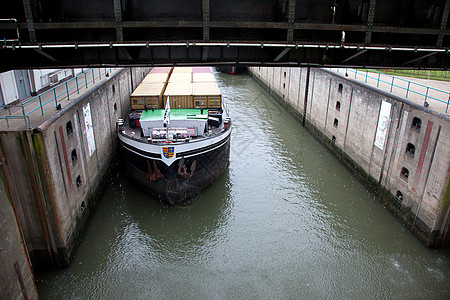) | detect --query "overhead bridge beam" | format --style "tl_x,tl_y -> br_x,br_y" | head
1,42 -> 448,72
